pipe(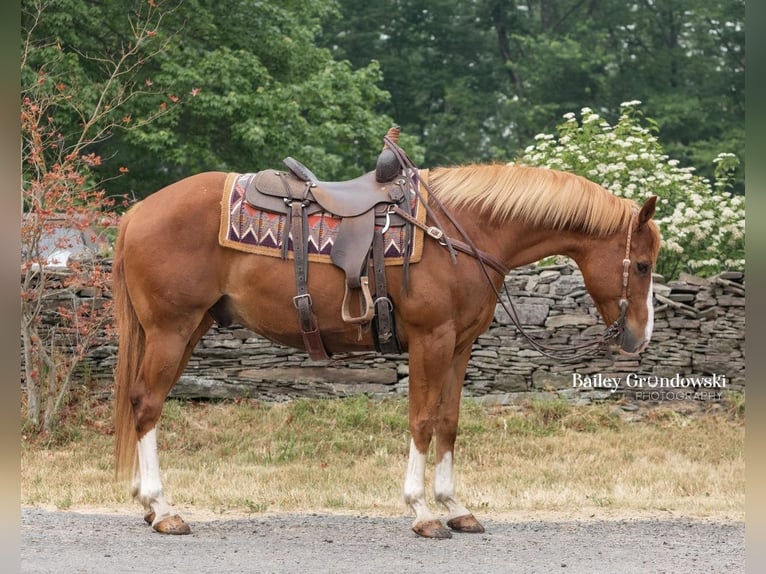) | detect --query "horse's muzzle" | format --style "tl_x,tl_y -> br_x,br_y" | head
616,326 -> 649,356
